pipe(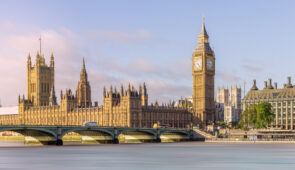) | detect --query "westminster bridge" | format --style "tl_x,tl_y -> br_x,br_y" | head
0,126 -> 204,145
